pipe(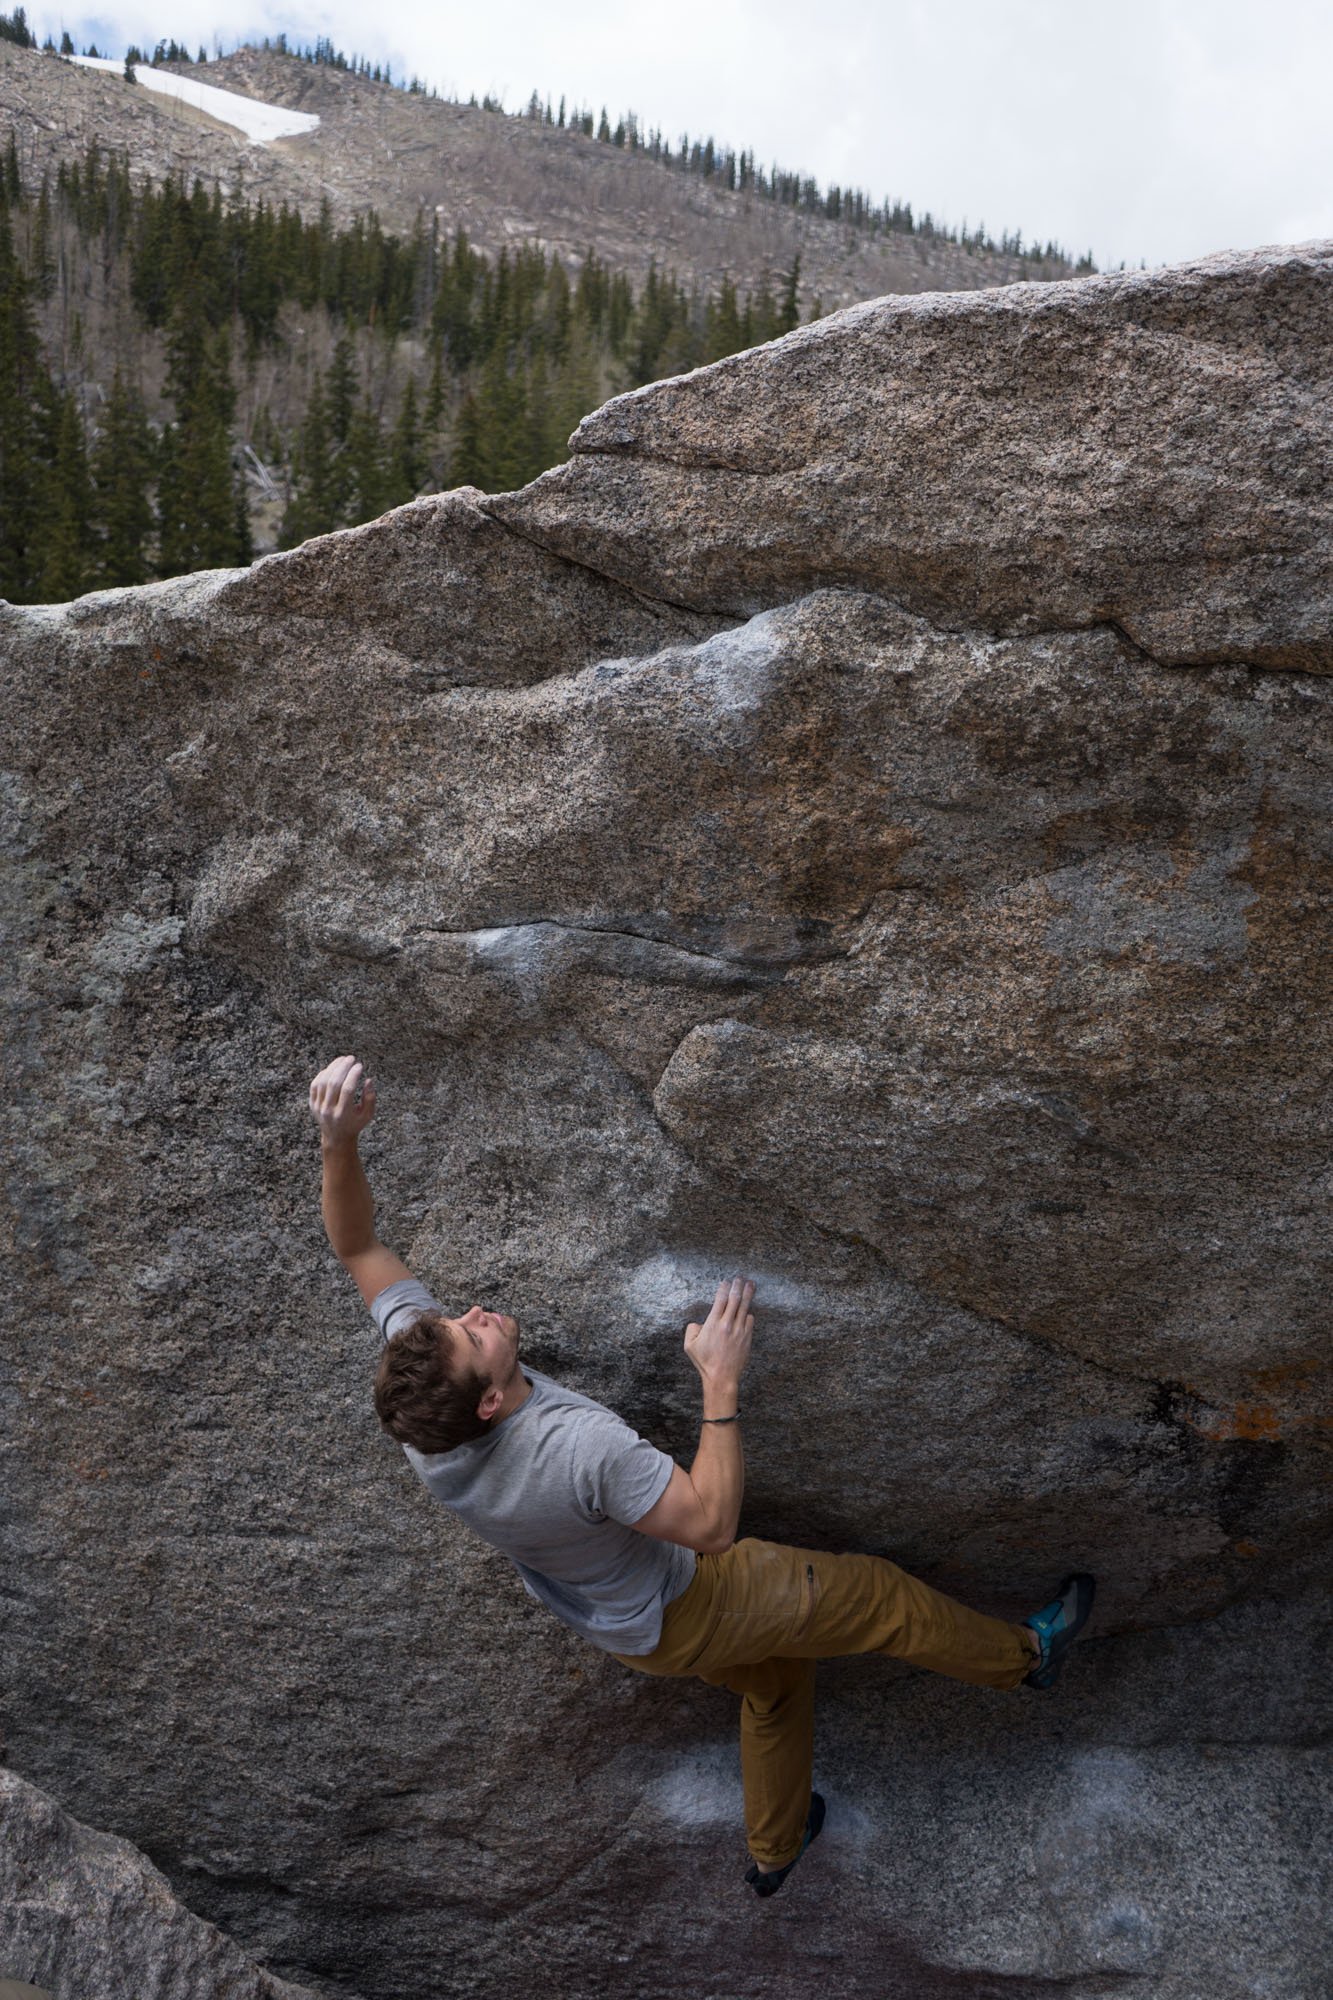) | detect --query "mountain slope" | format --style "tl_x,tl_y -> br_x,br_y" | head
2,39 -> 1077,311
